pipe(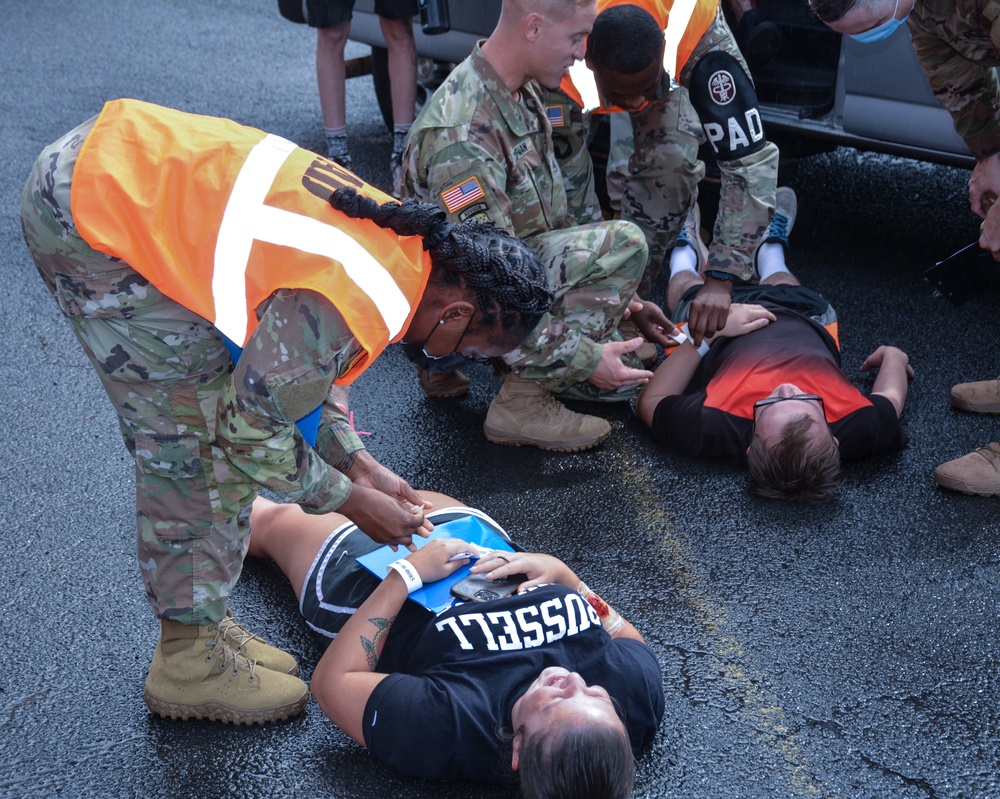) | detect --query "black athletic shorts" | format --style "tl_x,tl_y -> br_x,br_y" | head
278,0 -> 418,28
299,507 -> 509,638
673,283 -> 837,328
